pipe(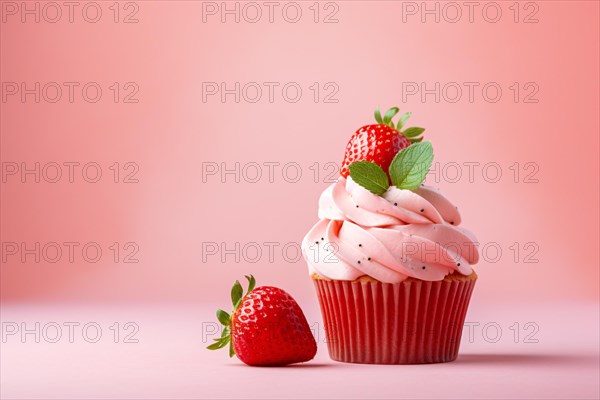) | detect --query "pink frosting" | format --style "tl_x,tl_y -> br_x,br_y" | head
302,177 -> 479,283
